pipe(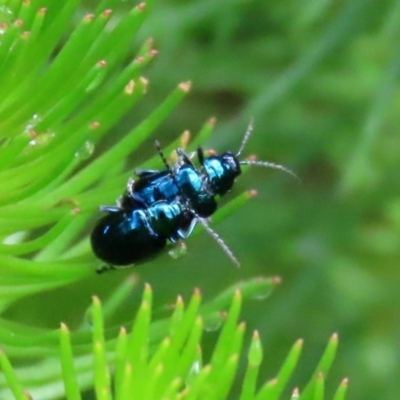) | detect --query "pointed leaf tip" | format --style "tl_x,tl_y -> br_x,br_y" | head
179,81 -> 192,92
271,276 -> 282,285
295,338 -> 304,347
267,378 -> 278,387
208,117 -> 217,126
144,282 -> 152,292
119,326 -> 127,335
90,121 -> 101,129
291,387 -> 300,398
248,330 -> 263,366
139,76 -> 149,90
84,14 -> 94,22
102,9 -> 113,17
60,322 -> 69,331
125,80 -> 135,94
